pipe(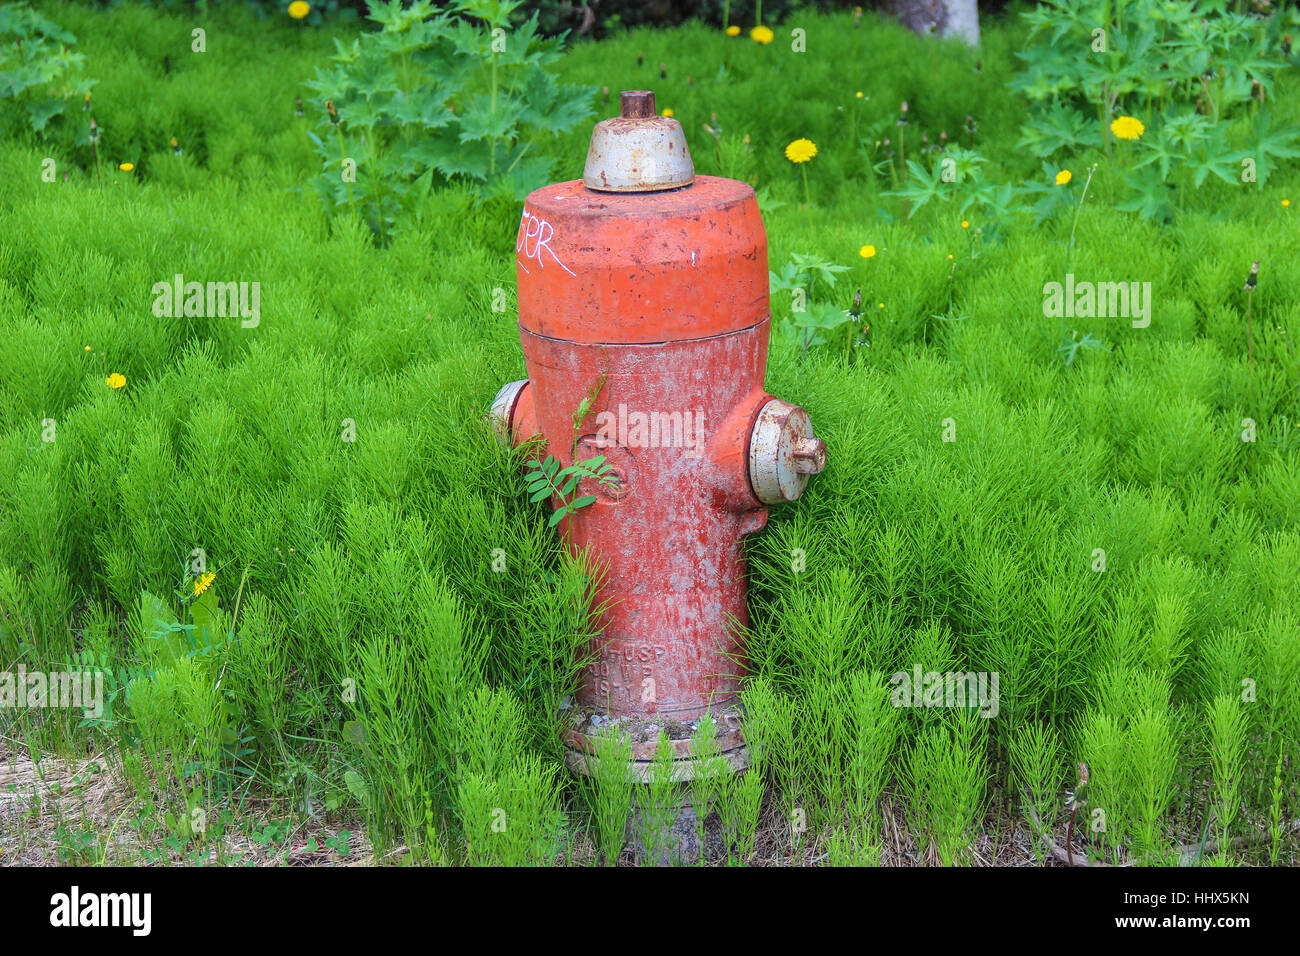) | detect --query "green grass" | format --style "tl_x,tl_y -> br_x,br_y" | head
1,1 -> 1298,866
